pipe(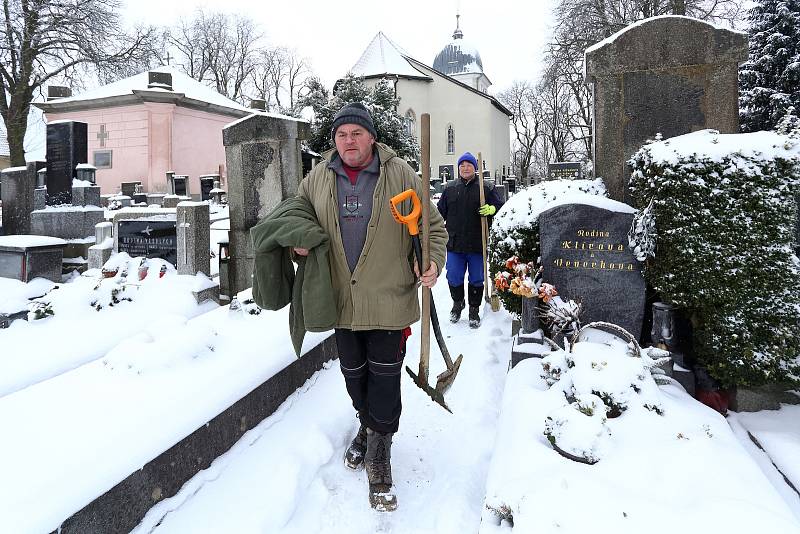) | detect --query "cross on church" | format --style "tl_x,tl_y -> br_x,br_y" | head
164,51 -> 173,65
97,124 -> 109,147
